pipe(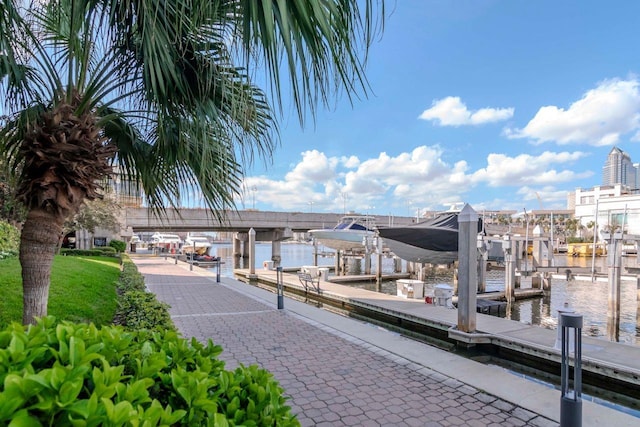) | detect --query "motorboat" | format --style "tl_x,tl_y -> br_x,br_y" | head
149,232 -> 182,252
308,215 -> 376,252
182,233 -> 213,255
377,210 -> 504,264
